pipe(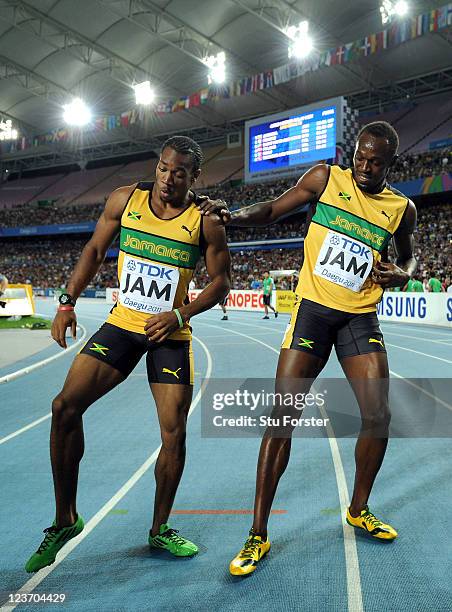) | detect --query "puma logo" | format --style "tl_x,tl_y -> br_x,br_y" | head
368,337 -> 384,348
380,210 -> 393,222
0,301 -> 6,308
162,367 -> 181,379
181,225 -> 194,237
